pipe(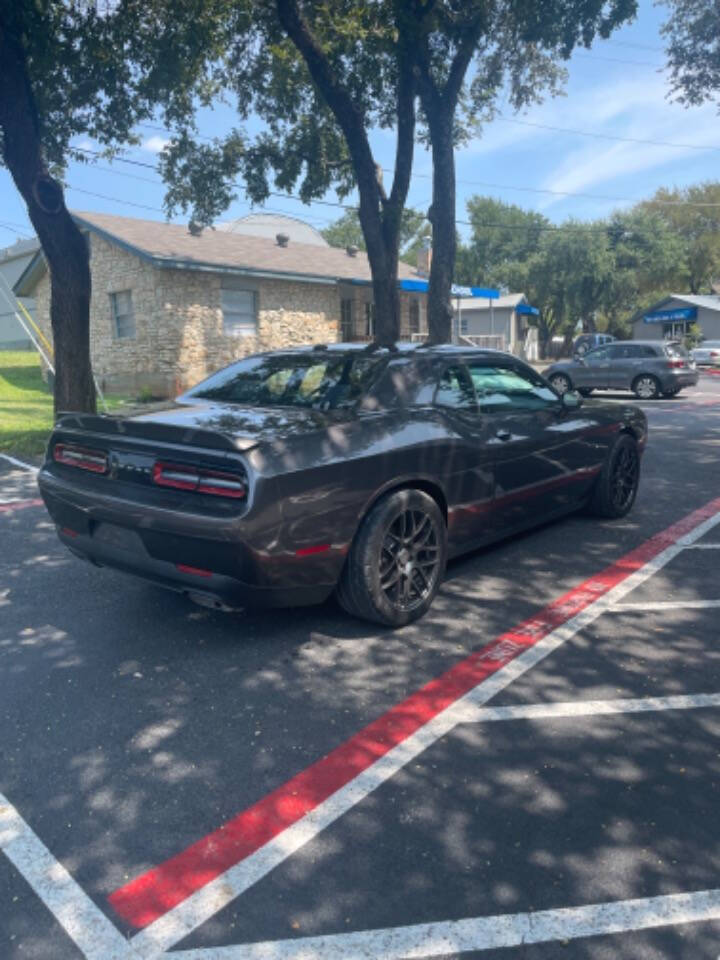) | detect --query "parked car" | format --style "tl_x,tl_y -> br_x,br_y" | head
545,340 -> 698,400
690,340 -> 720,367
38,345 -> 646,627
573,333 -> 615,357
